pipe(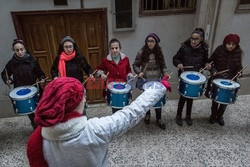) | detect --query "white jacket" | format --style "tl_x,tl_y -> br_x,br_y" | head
42,85 -> 166,167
